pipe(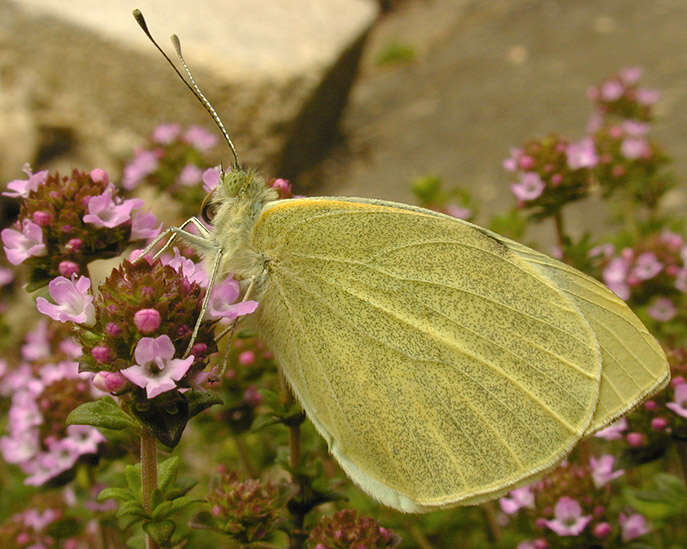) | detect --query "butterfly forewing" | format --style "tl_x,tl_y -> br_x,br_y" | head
251,198 -> 602,511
